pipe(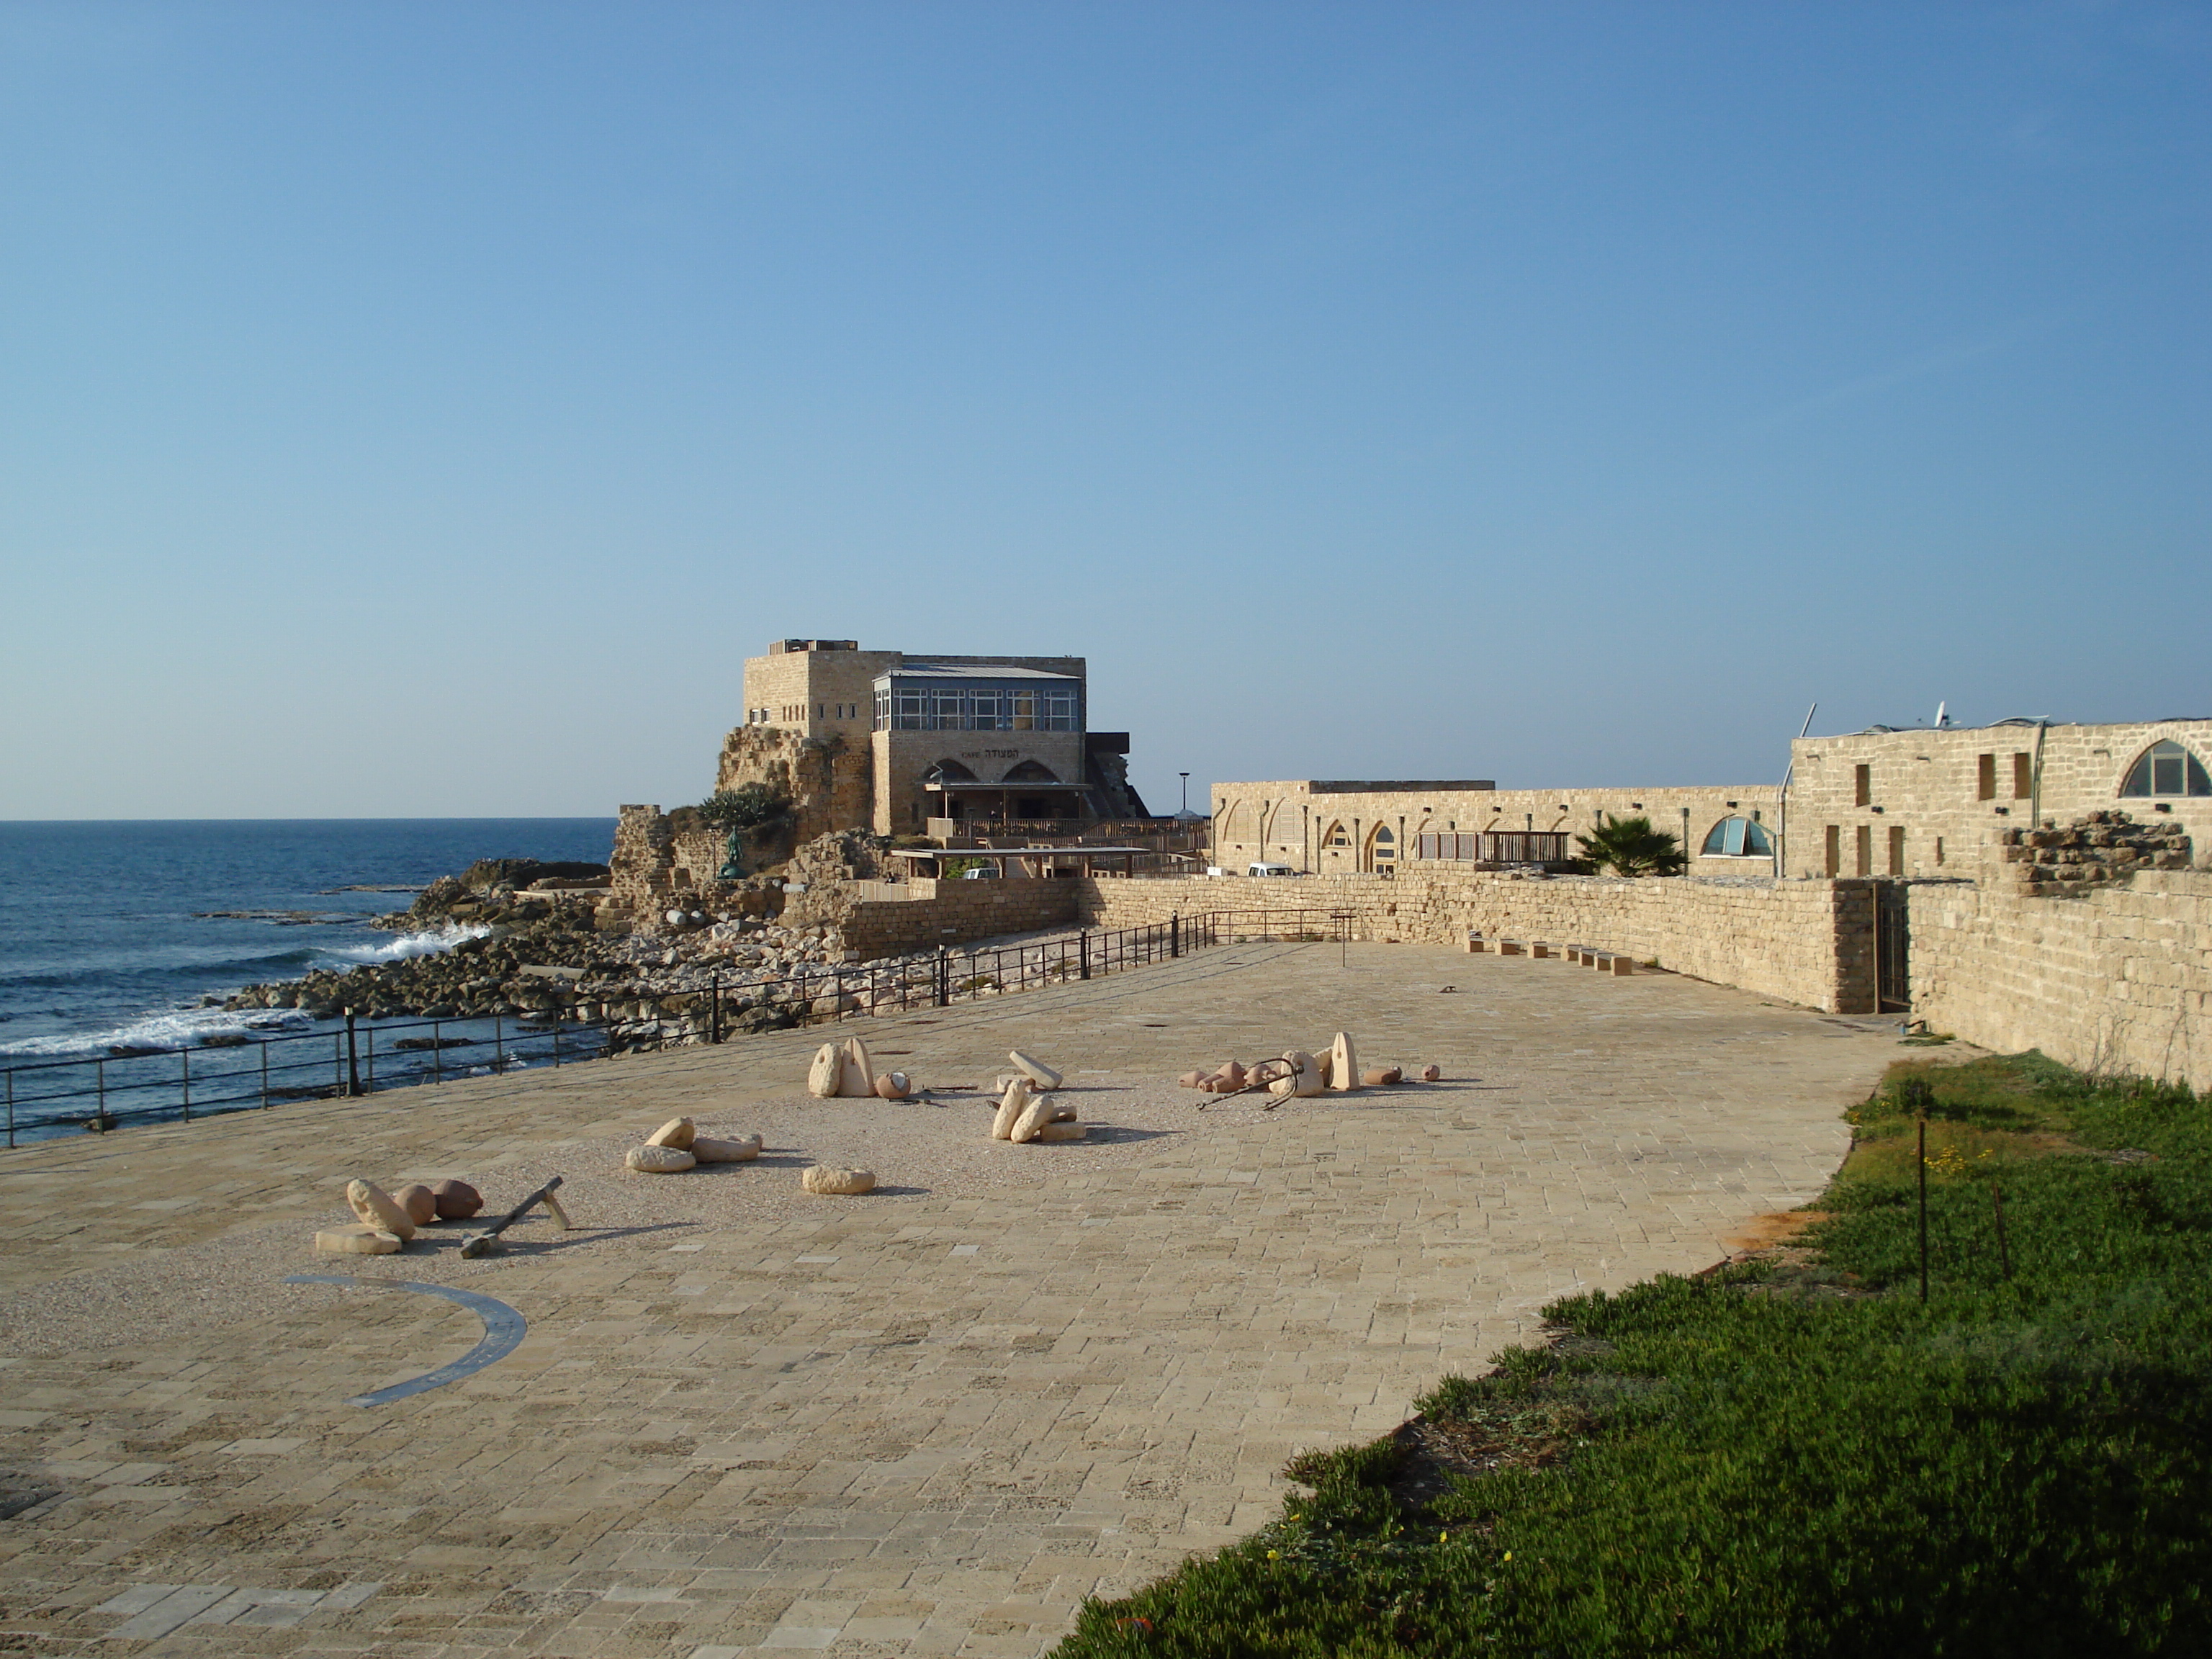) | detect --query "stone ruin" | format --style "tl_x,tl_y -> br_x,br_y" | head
1998,809 -> 2193,896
